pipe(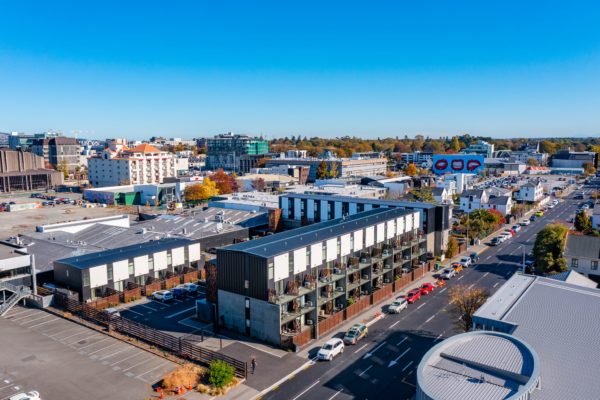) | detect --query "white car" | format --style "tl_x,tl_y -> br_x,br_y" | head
440,268 -> 456,279
459,257 -> 472,267
177,283 -> 199,294
9,391 -> 41,400
317,338 -> 345,361
521,219 -> 531,226
388,297 -> 408,314
152,290 -> 173,302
